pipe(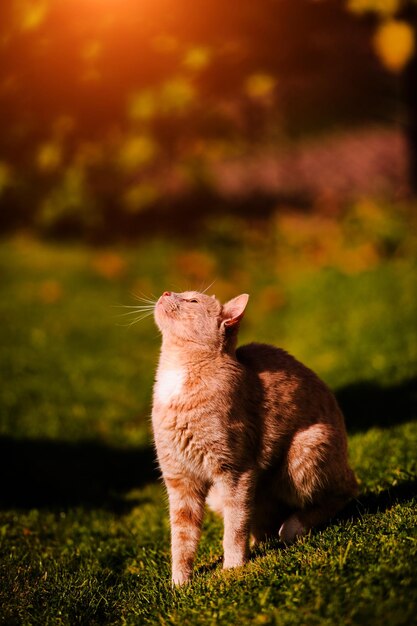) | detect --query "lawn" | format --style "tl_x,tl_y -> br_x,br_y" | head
1,205 -> 417,625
